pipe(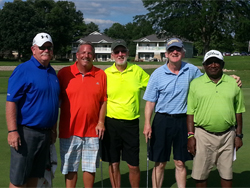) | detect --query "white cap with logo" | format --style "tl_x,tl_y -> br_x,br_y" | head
203,50 -> 224,64
32,33 -> 53,47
